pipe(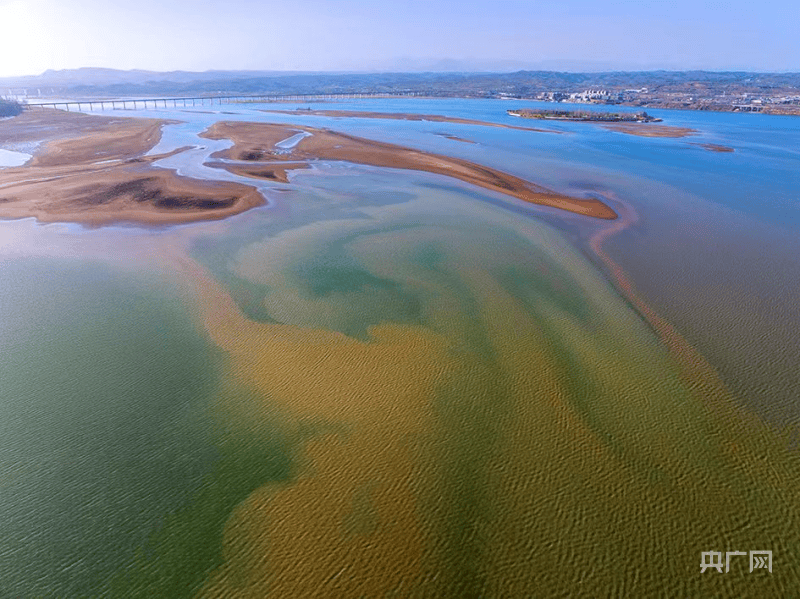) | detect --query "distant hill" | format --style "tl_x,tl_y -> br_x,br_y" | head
1,68 -> 319,92
2,68 -> 799,115
1,68 -> 497,98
